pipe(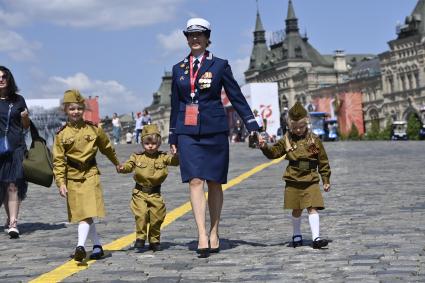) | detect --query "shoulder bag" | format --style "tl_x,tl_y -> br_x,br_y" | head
23,120 -> 54,187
